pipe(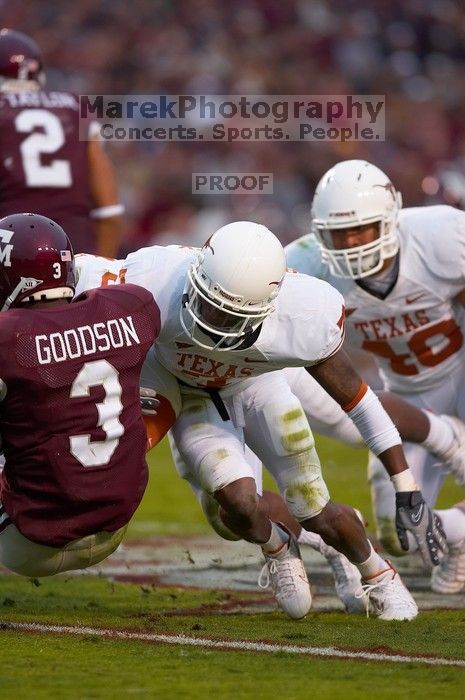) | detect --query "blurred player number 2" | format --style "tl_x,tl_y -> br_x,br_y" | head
15,108 -> 72,186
